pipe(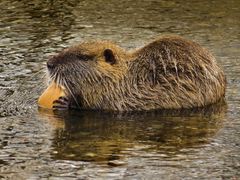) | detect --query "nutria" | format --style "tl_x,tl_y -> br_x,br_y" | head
46,35 -> 226,111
